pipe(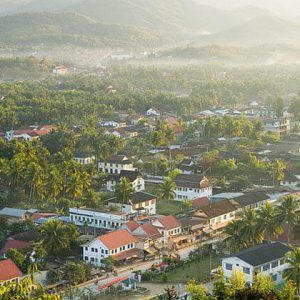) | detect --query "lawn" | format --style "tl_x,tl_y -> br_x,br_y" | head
154,255 -> 221,283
